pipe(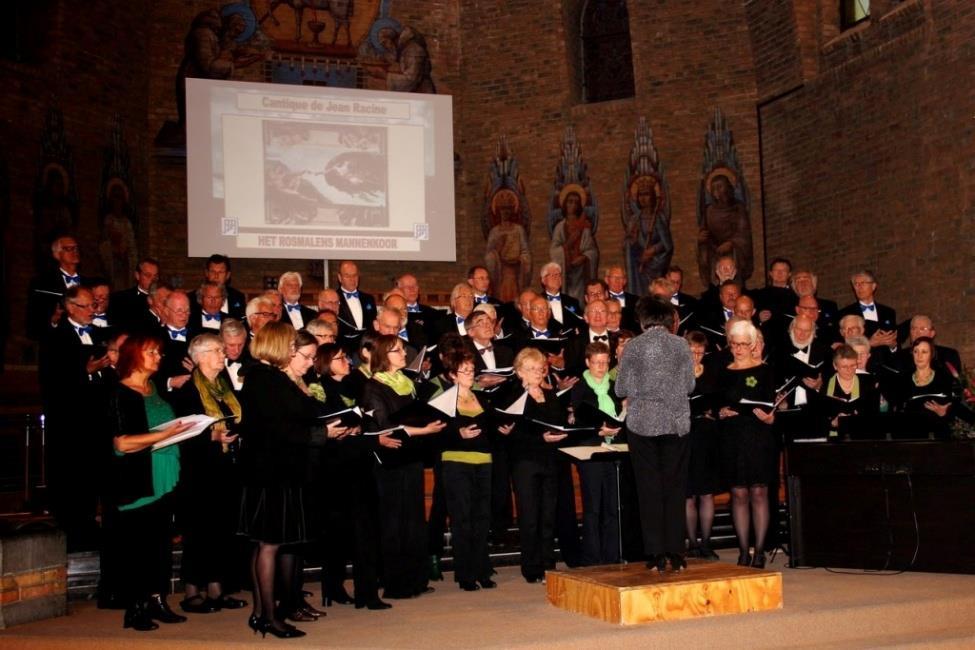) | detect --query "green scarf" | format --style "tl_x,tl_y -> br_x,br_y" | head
374,370 -> 416,397
583,370 -> 618,418
192,368 -> 242,423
